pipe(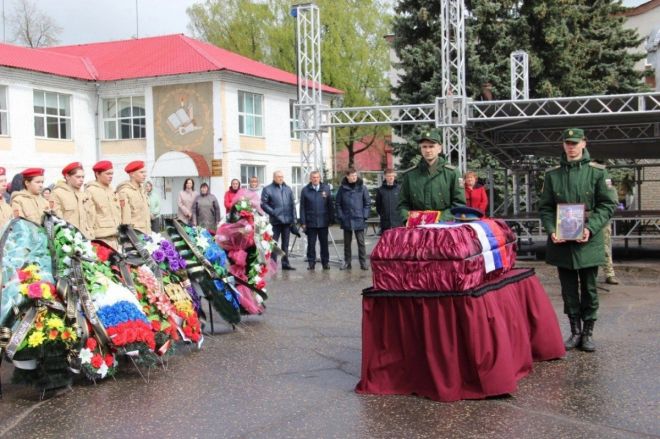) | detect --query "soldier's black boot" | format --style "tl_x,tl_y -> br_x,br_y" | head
580,320 -> 596,352
564,316 -> 582,350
